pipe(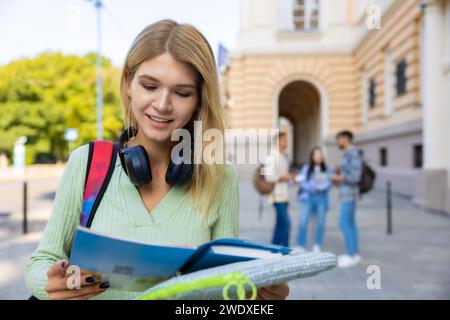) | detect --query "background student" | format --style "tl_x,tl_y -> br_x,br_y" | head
332,130 -> 363,268
293,146 -> 332,254
263,132 -> 294,247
